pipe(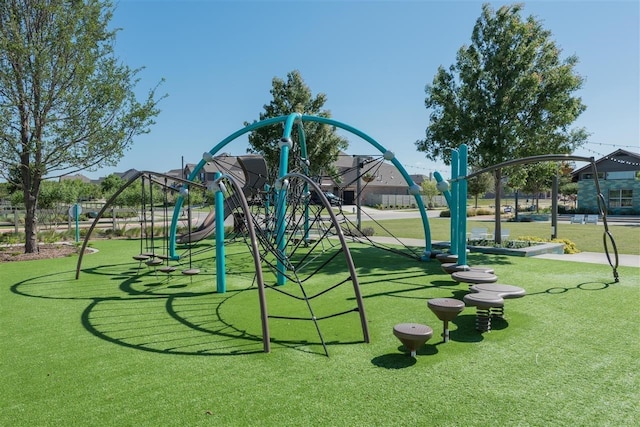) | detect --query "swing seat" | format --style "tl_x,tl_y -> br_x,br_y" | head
159,266 -> 177,274
133,254 -> 150,261
182,268 -> 200,276
145,258 -> 163,267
